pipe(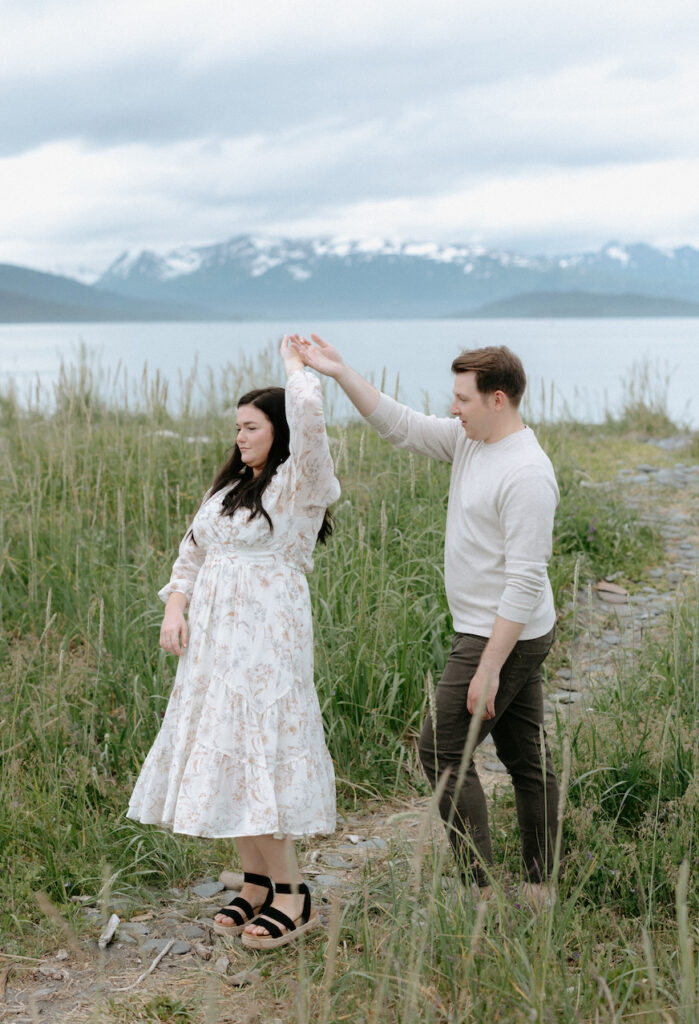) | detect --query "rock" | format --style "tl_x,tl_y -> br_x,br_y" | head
224,968 -> 262,987
345,834 -> 361,844
97,913 -> 120,949
601,632 -> 620,645
193,881 -> 225,898
143,938 -> 191,956
215,955 -> 230,975
38,965 -> 68,981
219,871 -> 245,890
170,941 -> 193,956
483,760 -> 507,774
322,854 -> 354,869
549,691 -> 582,704
556,676 -> 582,692
32,987 -> 57,1000
119,922 -> 150,936
193,942 -> 212,960
54,950 -> 69,961
313,874 -> 348,888
362,837 -> 388,851
557,668 -> 572,679
181,925 -> 206,940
